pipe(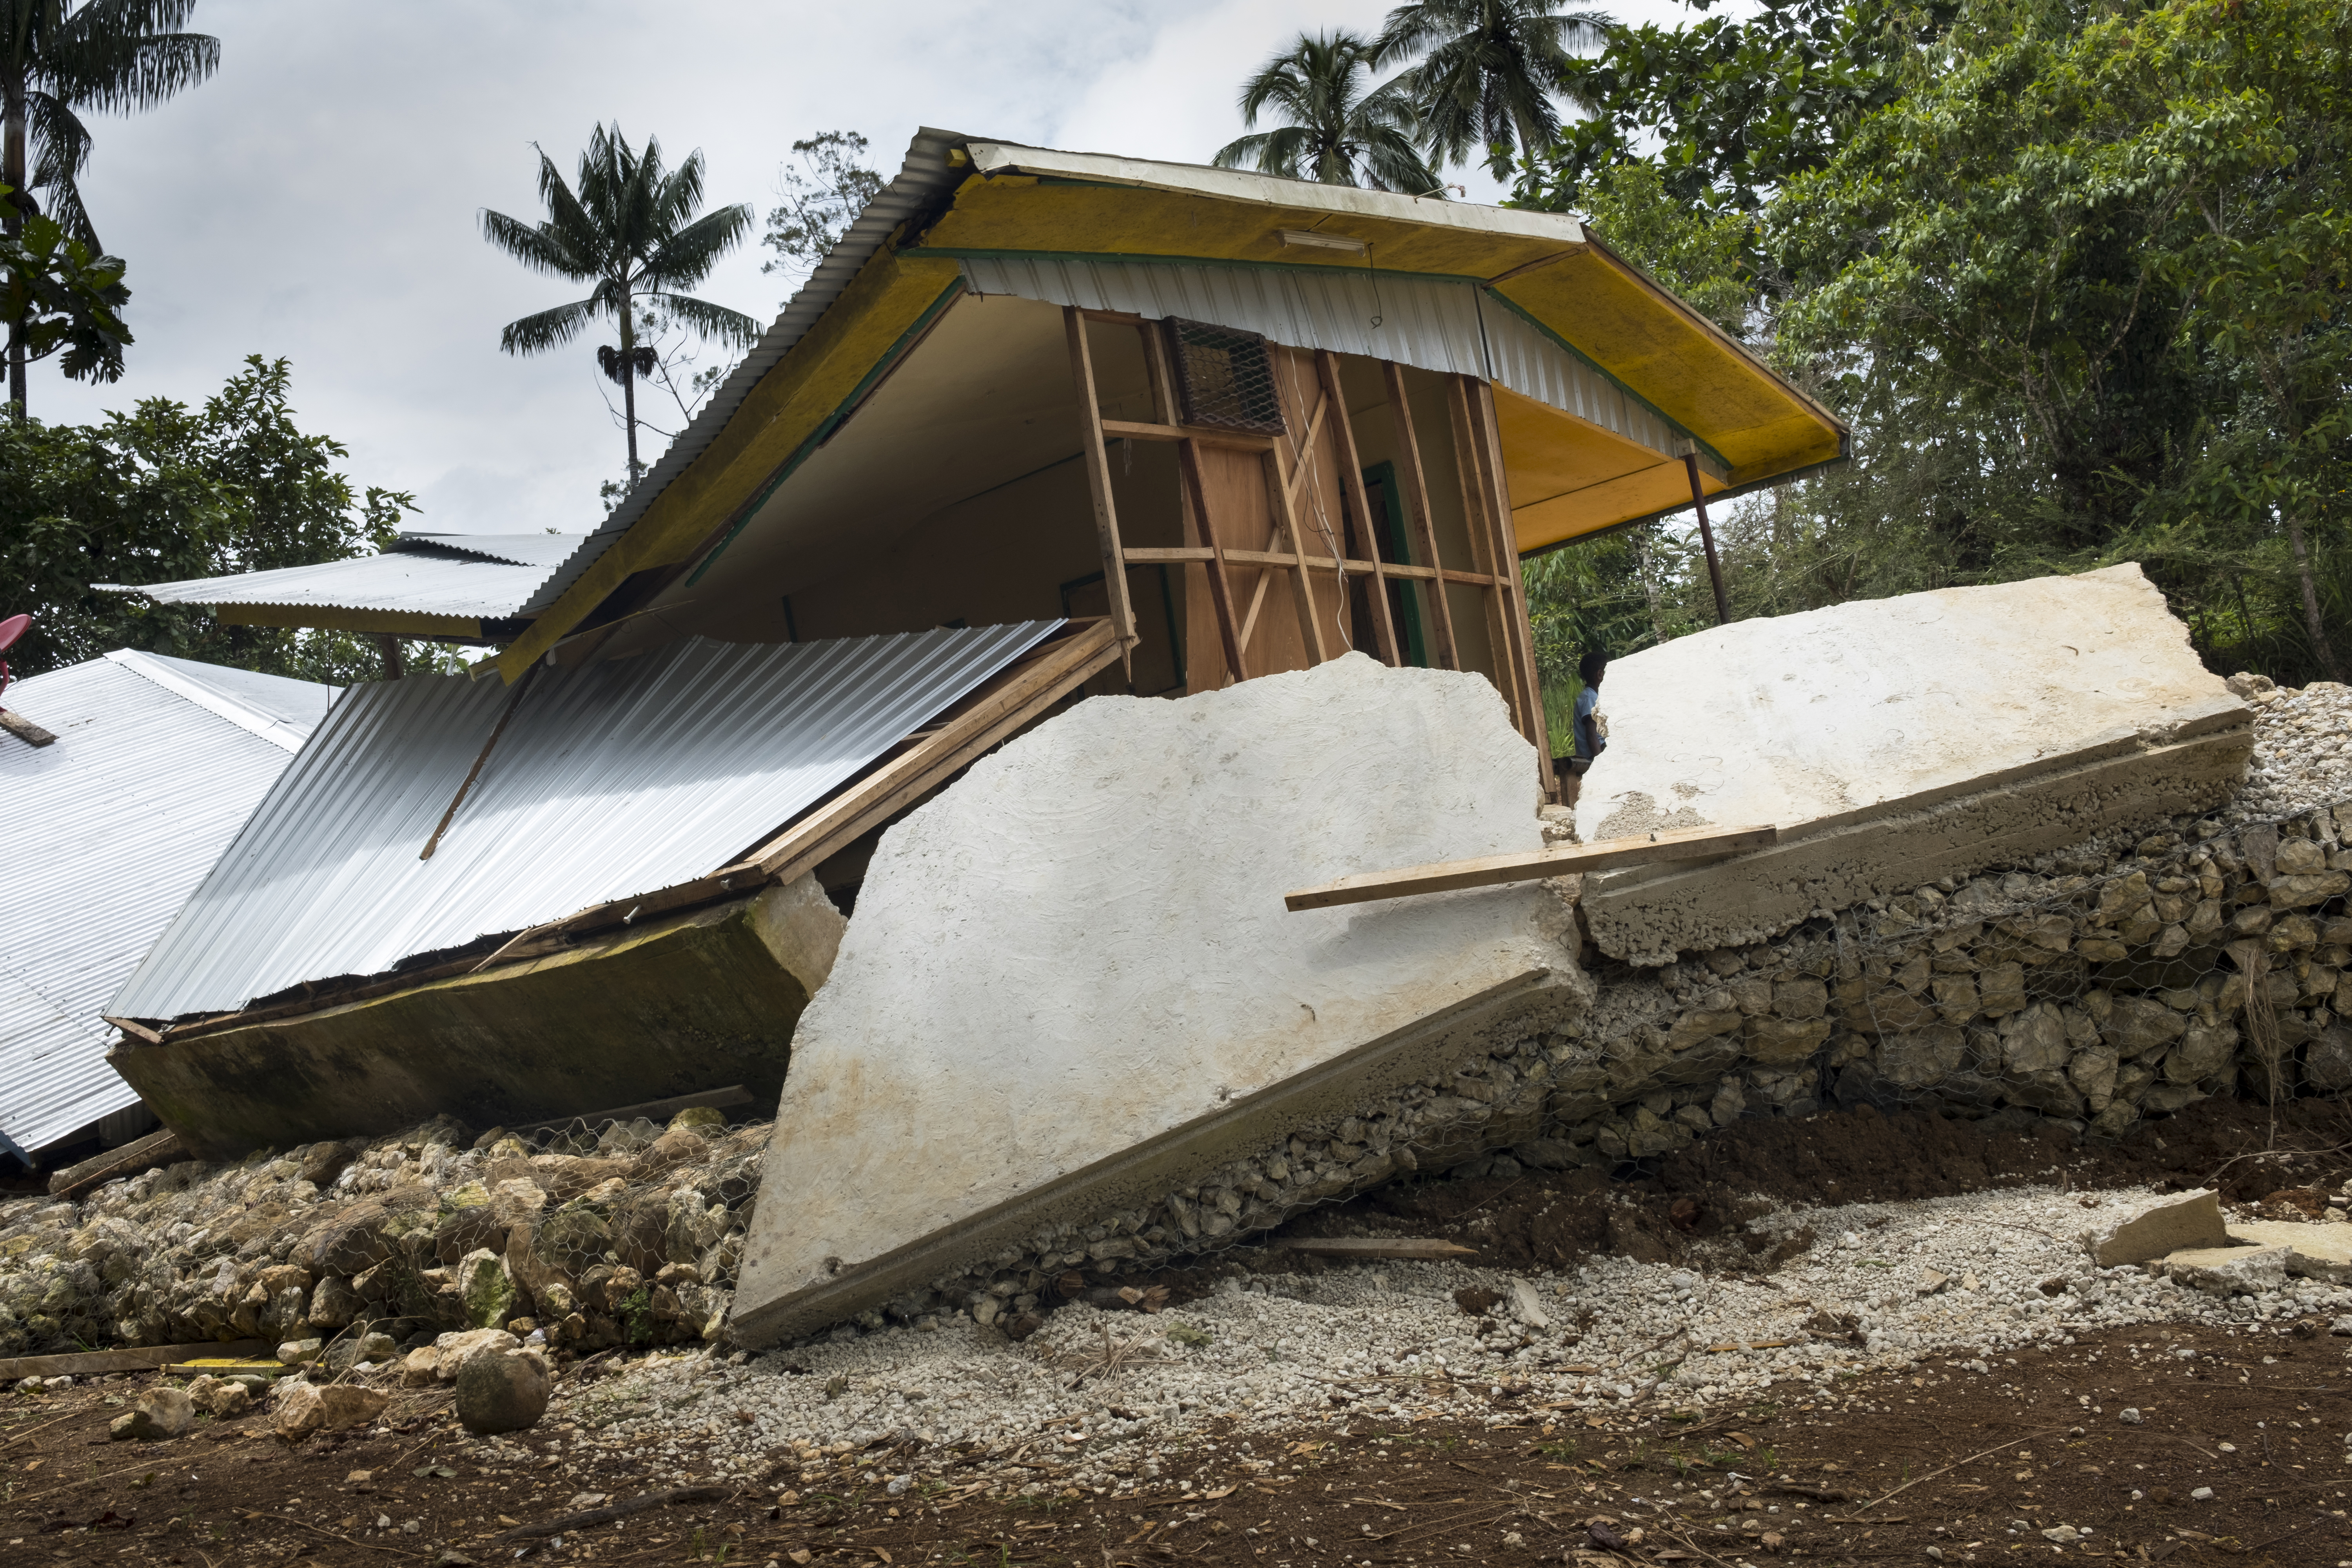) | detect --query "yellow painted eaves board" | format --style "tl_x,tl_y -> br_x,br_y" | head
213,603 -> 482,638
1498,248 -> 1843,483
492,243 -> 967,681
1511,463 -> 1721,554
